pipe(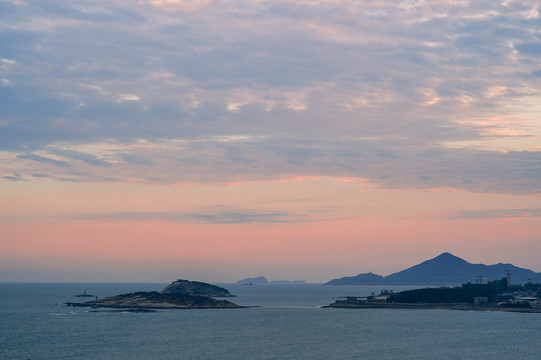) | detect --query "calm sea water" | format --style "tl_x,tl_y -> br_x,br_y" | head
1,283 -> 540,360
